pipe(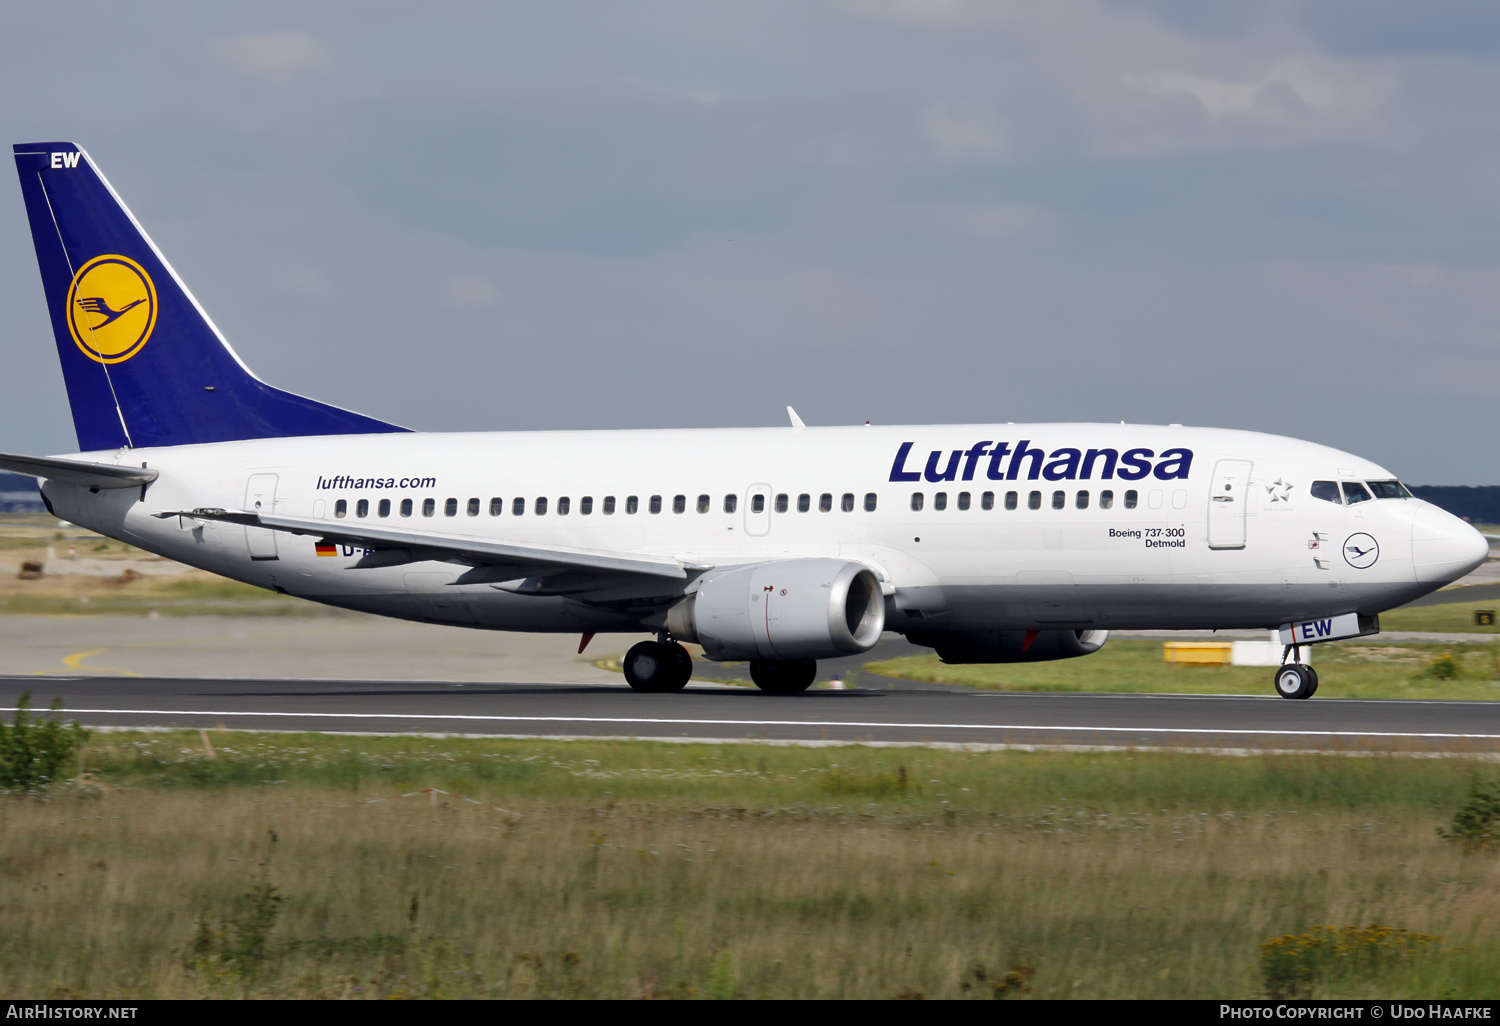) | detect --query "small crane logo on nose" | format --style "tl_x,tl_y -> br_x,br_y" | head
1343,533 -> 1379,569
